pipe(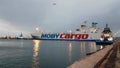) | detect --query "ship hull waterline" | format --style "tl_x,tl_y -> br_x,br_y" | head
32,38 -> 113,45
